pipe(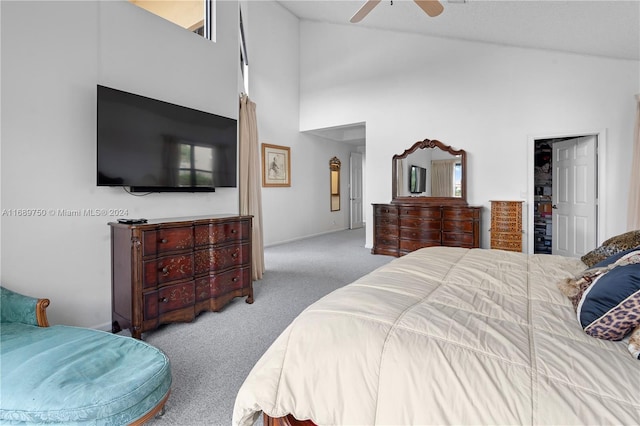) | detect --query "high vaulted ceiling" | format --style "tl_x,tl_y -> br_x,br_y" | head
277,0 -> 639,145
277,0 -> 640,61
